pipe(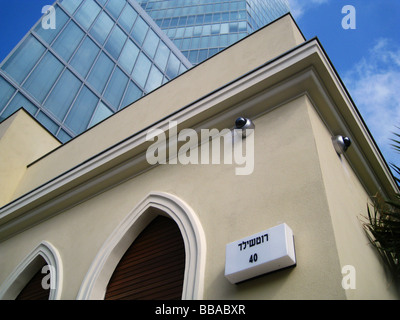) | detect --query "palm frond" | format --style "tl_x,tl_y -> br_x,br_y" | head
362,127 -> 400,291
363,195 -> 400,288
